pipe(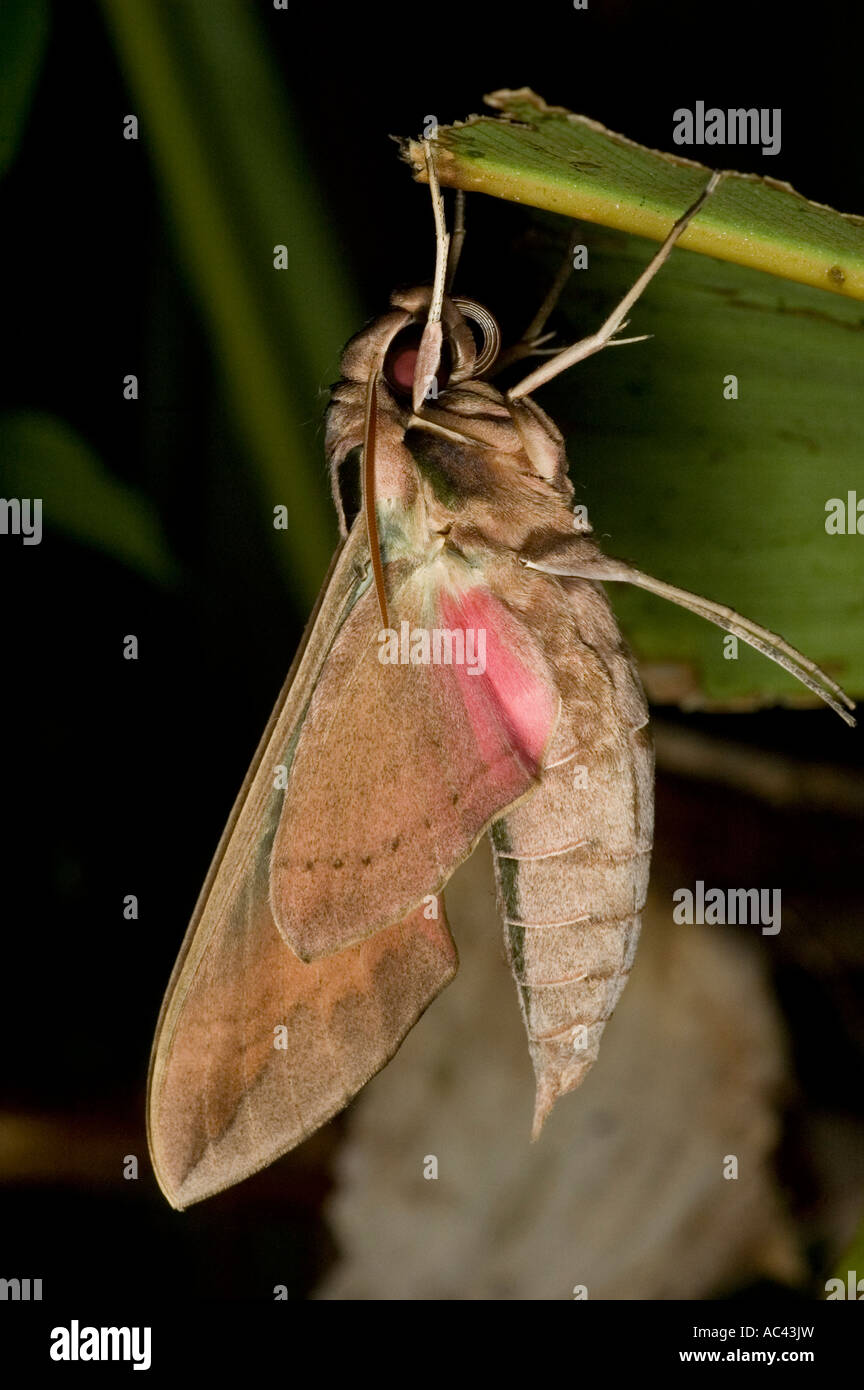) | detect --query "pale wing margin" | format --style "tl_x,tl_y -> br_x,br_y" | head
147,521 -> 371,1189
